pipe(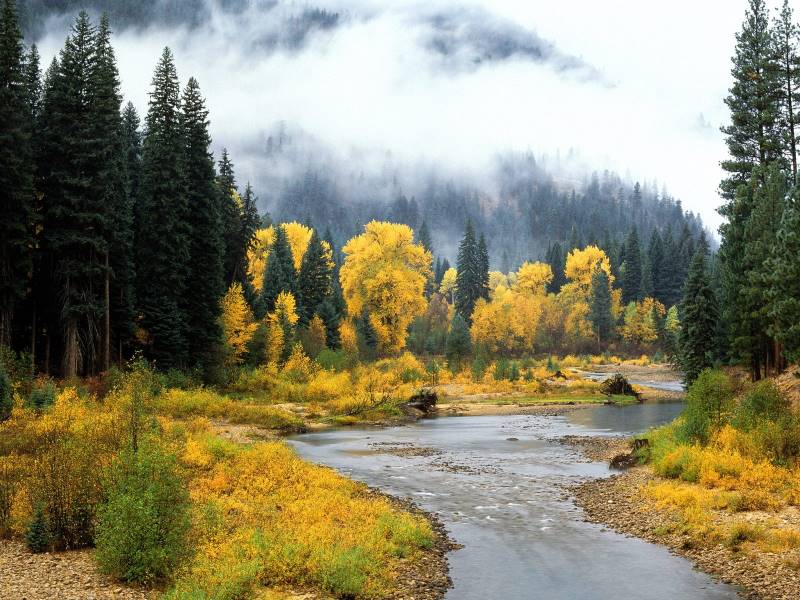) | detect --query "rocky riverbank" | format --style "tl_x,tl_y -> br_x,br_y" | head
572,447 -> 800,600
